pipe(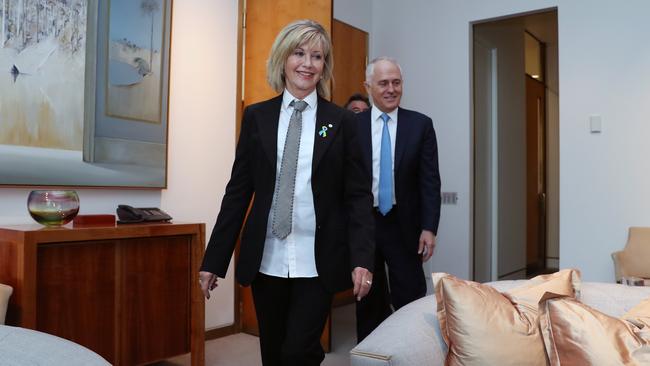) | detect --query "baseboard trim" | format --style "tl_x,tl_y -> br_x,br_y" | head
205,324 -> 238,341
